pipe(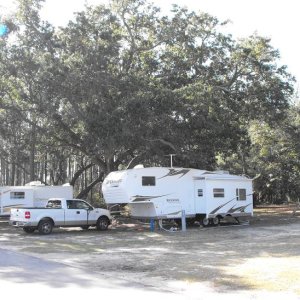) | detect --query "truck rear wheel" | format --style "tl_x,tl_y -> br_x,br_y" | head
38,219 -> 53,235
96,216 -> 109,231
